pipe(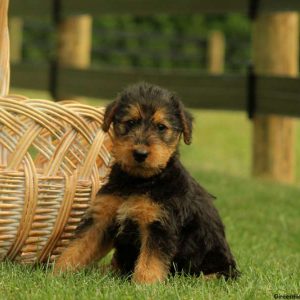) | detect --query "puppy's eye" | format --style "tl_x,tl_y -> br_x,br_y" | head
157,123 -> 167,131
126,119 -> 137,127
